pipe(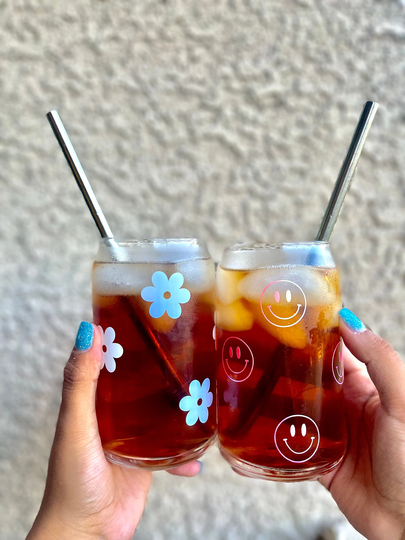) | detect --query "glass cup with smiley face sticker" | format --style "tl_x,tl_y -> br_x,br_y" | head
93,238 -> 217,470
216,242 -> 347,481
